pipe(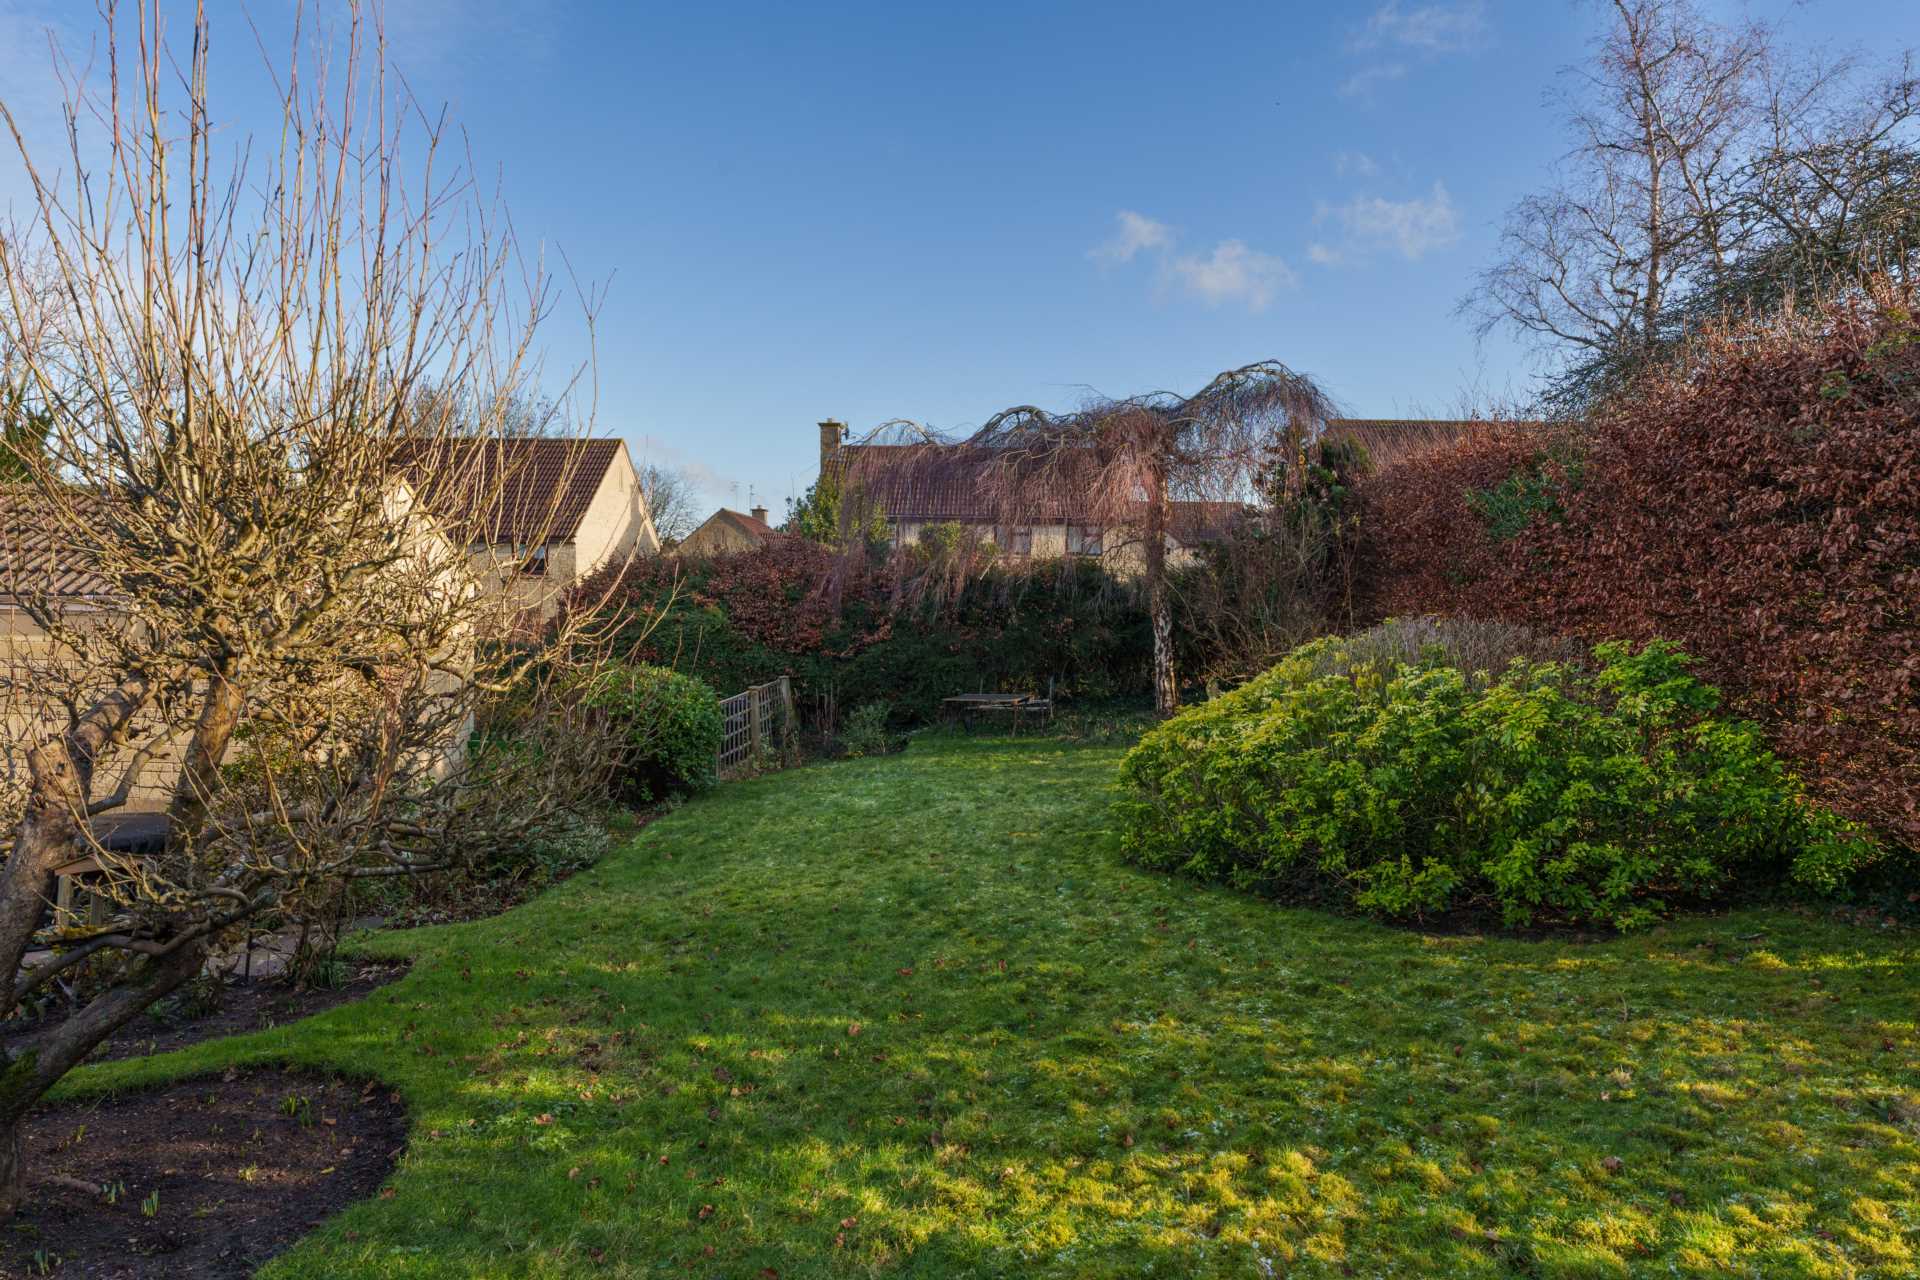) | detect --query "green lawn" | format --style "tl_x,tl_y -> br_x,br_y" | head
63,736 -> 1920,1278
